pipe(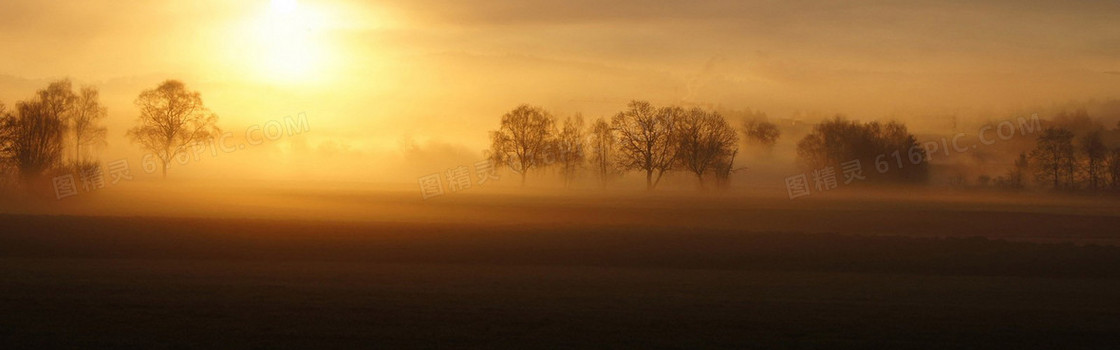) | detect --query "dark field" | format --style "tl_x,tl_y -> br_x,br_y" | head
2,187 -> 1120,348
